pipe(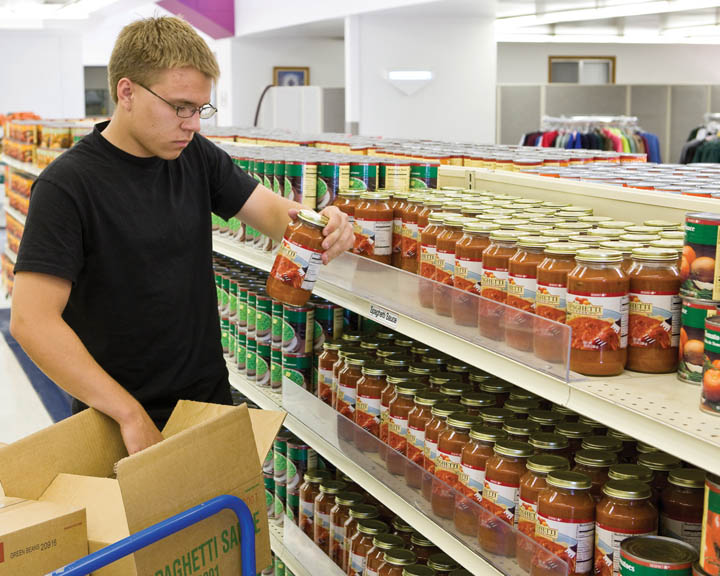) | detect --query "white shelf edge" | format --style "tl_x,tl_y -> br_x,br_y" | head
227,365 -> 504,576
215,234 -> 720,476
4,246 -> 17,265
0,153 -> 42,177
268,522 -> 314,576
5,205 -> 26,226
